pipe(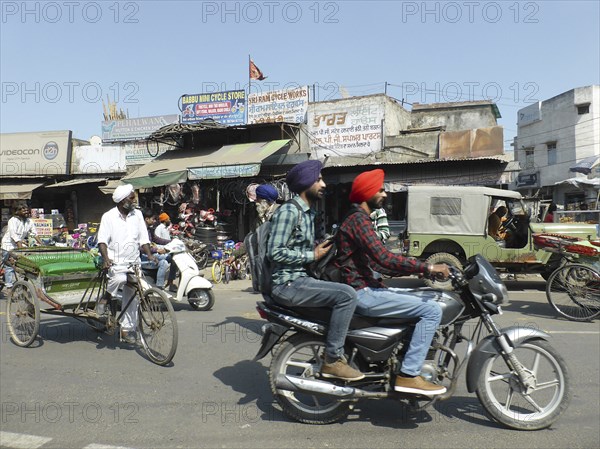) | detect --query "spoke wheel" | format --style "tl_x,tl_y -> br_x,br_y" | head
187,288 -> 215,311
270,334 -> 351,424
195,250 -> 209,270
476,339 -> 571,430
546,264 -> 600,321
137,287 -> 178,366
6,281 -> 40,347
211,261 -> 223,283
224,265 -> 231,284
